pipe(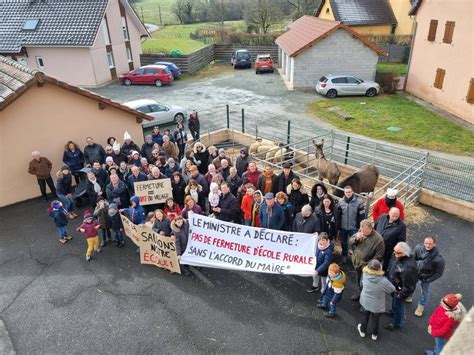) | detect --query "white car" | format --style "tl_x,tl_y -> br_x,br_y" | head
315,75 -> 380,98
123,99 -> 187,128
